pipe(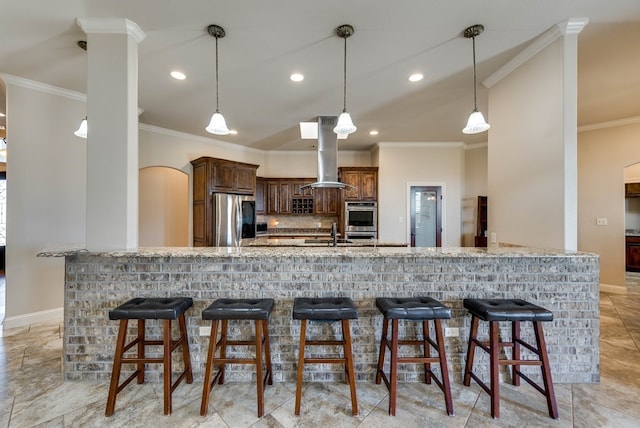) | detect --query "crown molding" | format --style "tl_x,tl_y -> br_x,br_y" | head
138,123 -> 264,155
578,116 -> 640,133
0,73 -> 86,102
464,142 -> 488,151
484,17 -> 588,89
76,18 -> 146,43
377,142 -> 465,149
